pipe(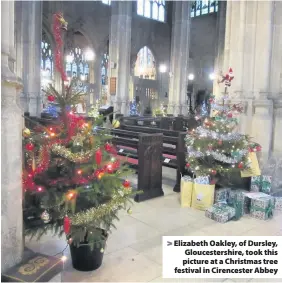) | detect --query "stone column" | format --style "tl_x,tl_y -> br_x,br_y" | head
213,1 -> 227,98
1,0 -> 24,272
22,1 -> 42,116
109,1 -> 132,115
222,1 -> 279,159
168,1 -> 191,116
